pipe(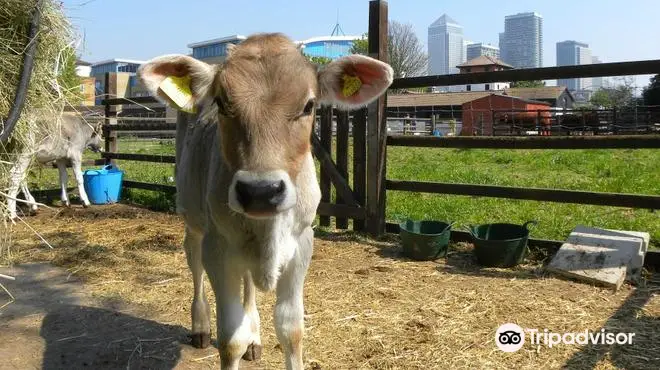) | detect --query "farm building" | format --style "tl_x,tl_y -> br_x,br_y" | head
456,55 -> 514,92
503,86 -> 575,108
387,91 -> 491,117
461,93 -> 551,135
387,91 -> 491,134
387,90 -> 556,135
